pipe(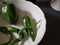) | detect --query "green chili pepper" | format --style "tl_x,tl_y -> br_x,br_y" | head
7,26 -> 24,45
7,26 -> 24,41
7,26 -> 19,33
23,15 -> 35,41
0,27 -> 13,45
18,30 -> 24,41
9,38 -> 21,45
1,2 -> 18,24
9,32 -> 24,45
